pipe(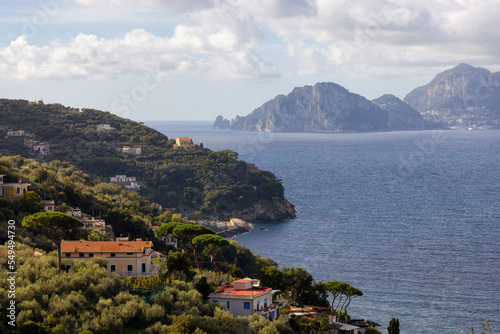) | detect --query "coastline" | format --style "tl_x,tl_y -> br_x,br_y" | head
200,218 -> 253,238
